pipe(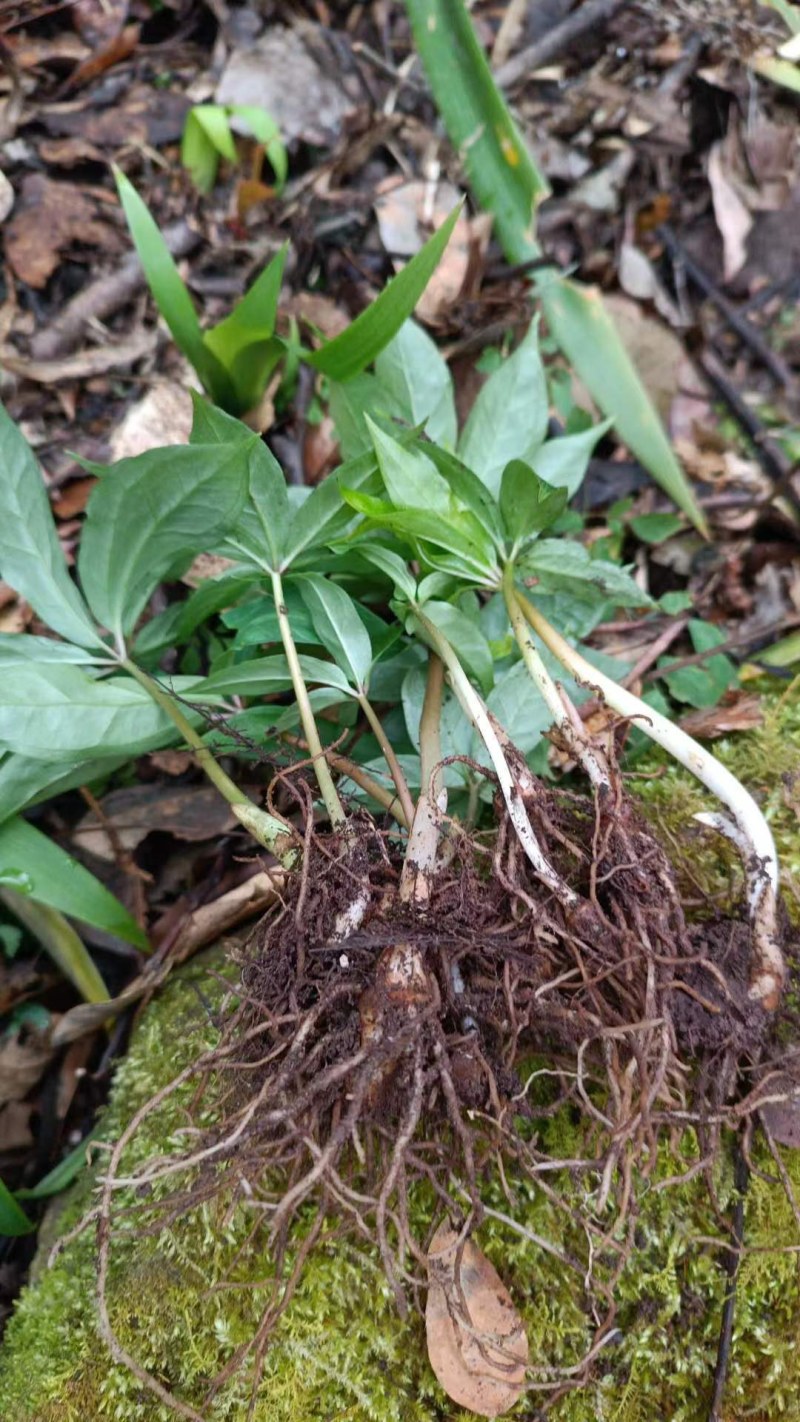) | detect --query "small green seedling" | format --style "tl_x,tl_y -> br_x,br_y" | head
181,103 -> 287,194
114,167 -> 462,416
